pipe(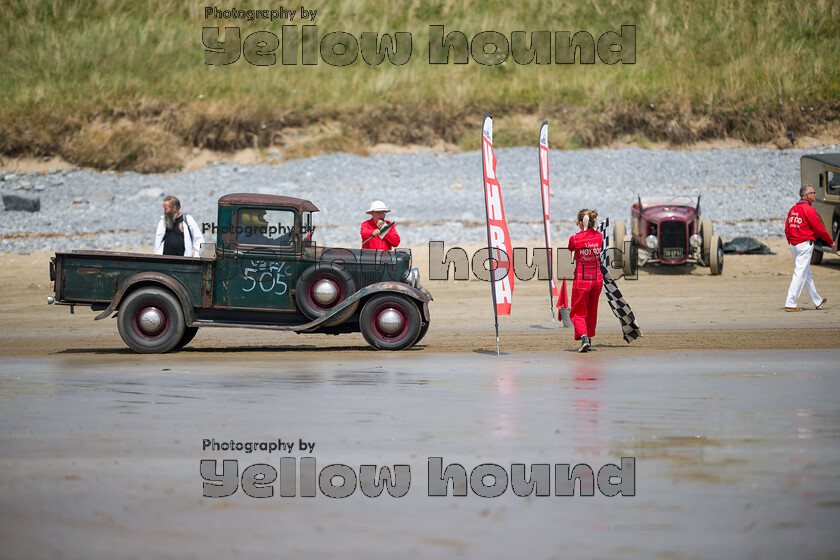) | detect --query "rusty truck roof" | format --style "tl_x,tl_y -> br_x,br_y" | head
218,193 -> 320,212
801,153 -> 840,167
